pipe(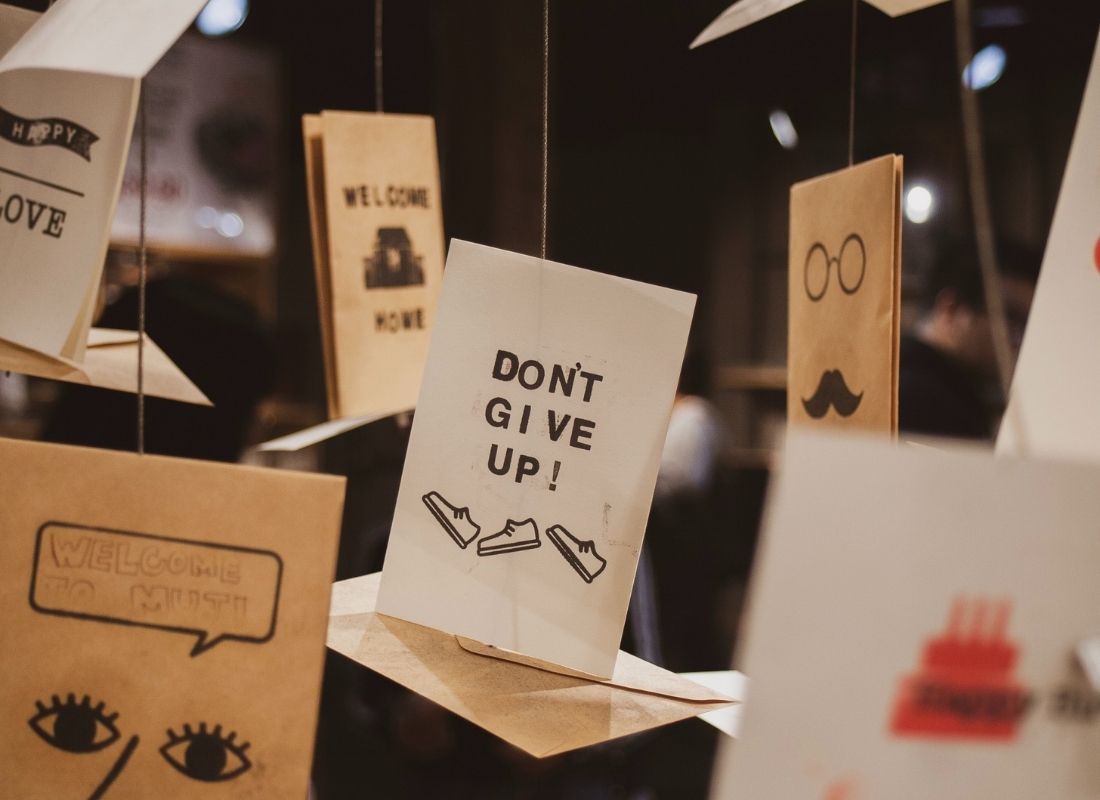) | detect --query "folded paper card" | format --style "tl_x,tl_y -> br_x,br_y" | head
329,572 -> 734,757
788,155 -> 902,434
691,0 -> 948,49
375,240 -> 696,679
0,0 -> 208,361
712,431 -> 1100,798
0,327 -> 210,405
999,29 -> 1100,461
303,111 -> 445,422
0,436 -> 345,798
